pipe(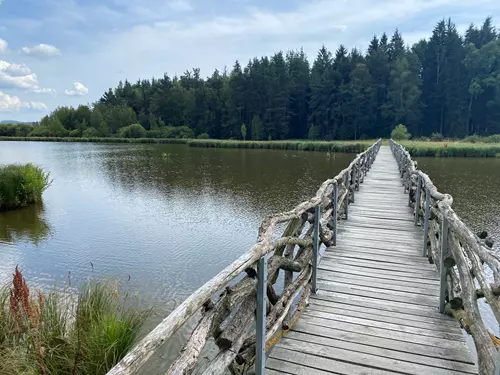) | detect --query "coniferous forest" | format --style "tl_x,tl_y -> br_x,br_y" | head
3,17 -> 500,141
